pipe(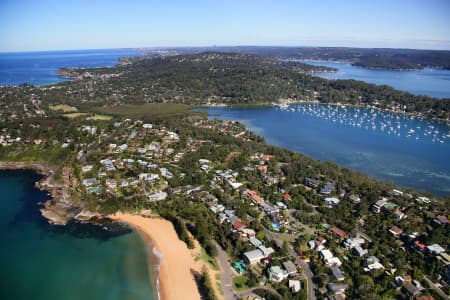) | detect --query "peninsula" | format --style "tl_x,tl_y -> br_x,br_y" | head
1,51 -> 449,300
